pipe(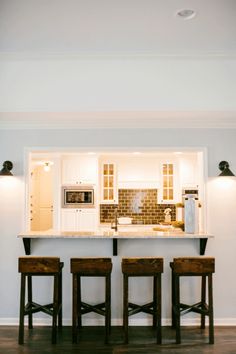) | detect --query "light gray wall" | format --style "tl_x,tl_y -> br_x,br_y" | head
0,128 -> 236,325
0,57 -> 235,111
